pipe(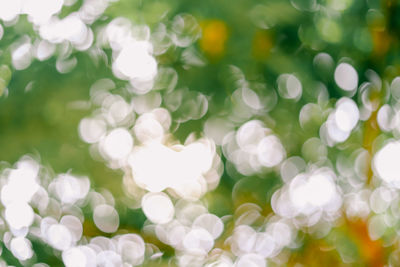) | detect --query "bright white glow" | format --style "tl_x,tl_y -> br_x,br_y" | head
5,202 -> 34,229
1,166 -> 39,206
236,120 -> 266,153
102,128 -> 133,160
79,118 -> 107,144
41,216 -> 58,238
96,250 -> 123,266
290,172 -> 337,209
12,42 -> 33,70
130,142 -> 174,192
62,247 -> 88,267
0,0 -> 22,21
54,174 -> 90,204
377,104 -> 396,132
105,17 -> 133,51
234,203 -> 262,226
166,223 -> 187,247
36,40 -> 56,61
257,135 -> 286,167
205,255 -> 233,267
130,75 -> 154,94
334,97 -> 359,132
113,41 -> 157,82
242,87 -> 262,110
106,97 -> 132,125
151,108 -> 172,131
374,141 -> 400,186
334,63 -> 358,91
129,138 -> 216,199
93,204 -> 119,233
39,14 -> 88,48
231,225 -> 257,255
235,253 -> 265,267
344,190 -> 370,219
58,14 -> 87,46
134,113 -> 165,143
323,119 -> 349,144
117,234 -> 145,266
192,213 -> 224,239
142,192 -> 174,224
10,237 -> 33,261
175,201 -> 208,226
155,220 -> 183,246
80,0 -> 109,24
60,215 -> 82,242
254,233 -> 275,258
23,0 -> 63,24
267,221 -> 292,248
182,228 -> 214,253
273,168 -> 342,225
277,74 -> 302,100
322,98 -> 359,145
227,120 -> 286,174
306,174 -> 336,206
47,224 -> 72,250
